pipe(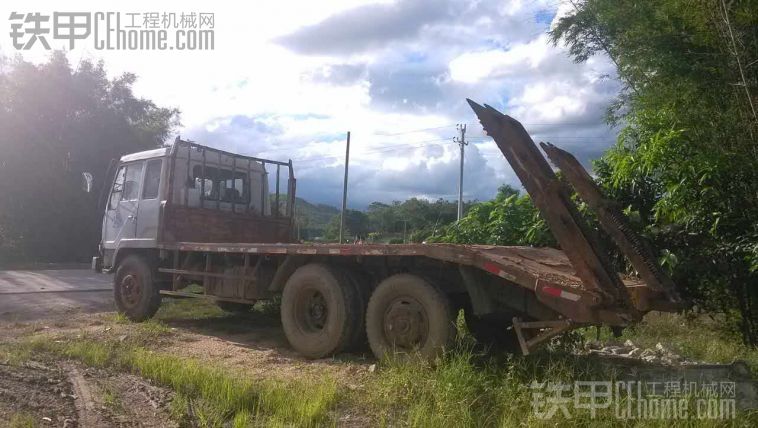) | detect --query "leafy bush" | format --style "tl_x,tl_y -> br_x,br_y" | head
433,185 -> 555,247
